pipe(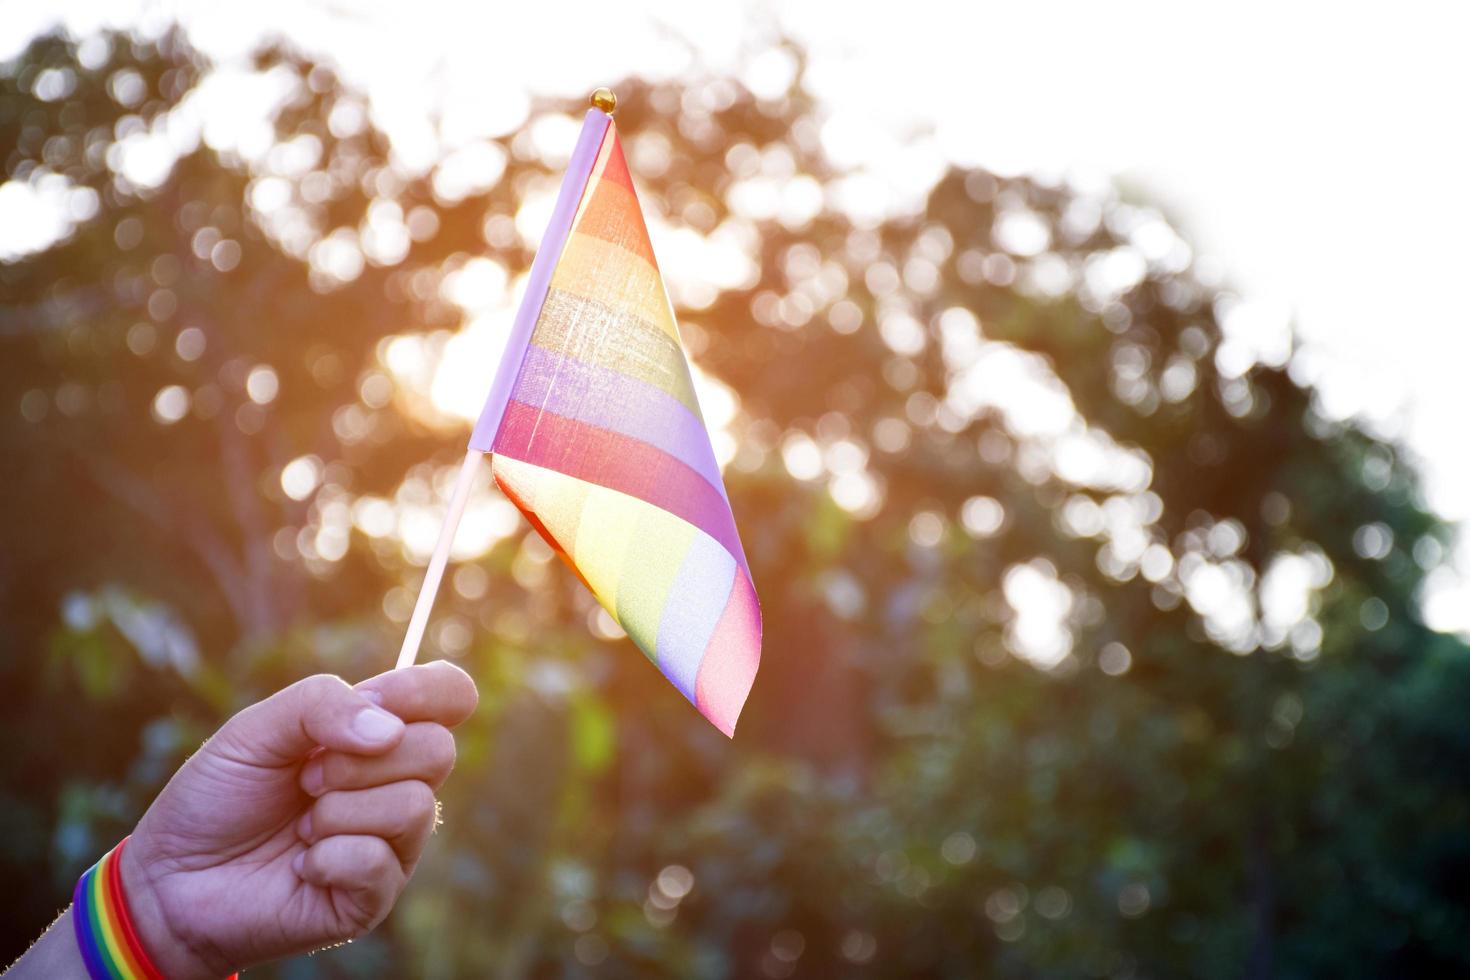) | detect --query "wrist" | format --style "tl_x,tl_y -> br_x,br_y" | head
3,906 -> 91,979
114,839 -> 235,980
